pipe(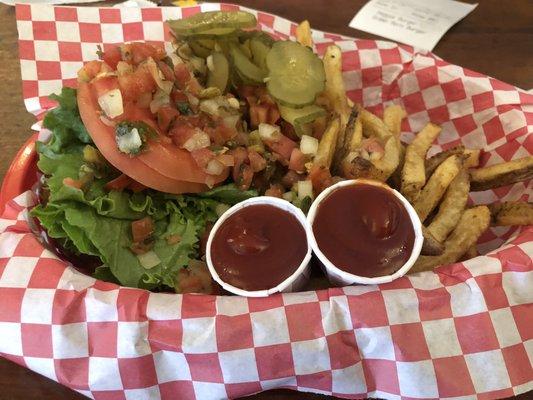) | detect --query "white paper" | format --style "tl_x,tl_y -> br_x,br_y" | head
0,0 -> 101,4
349,0 -> 477,51
114,0 -> 157,7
